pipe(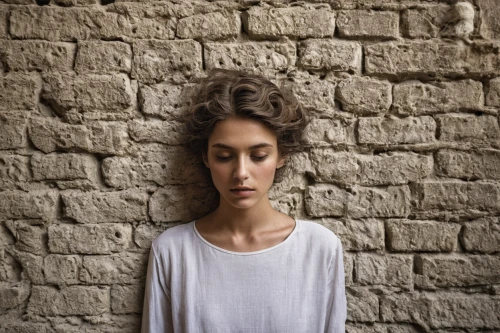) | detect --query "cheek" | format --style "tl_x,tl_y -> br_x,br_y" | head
207,164 -> 229,183
259,162 -> 279,181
